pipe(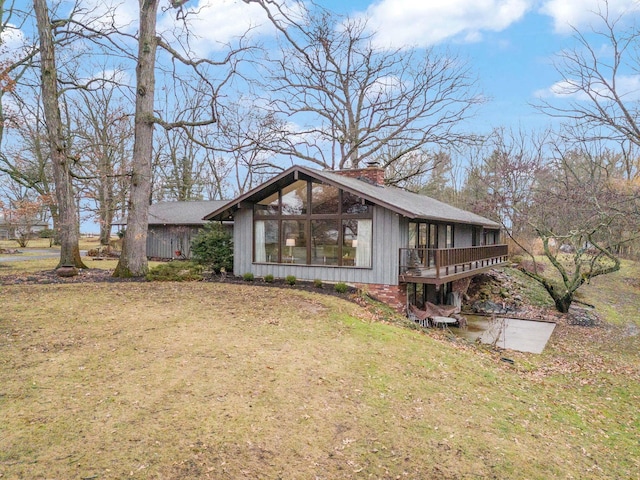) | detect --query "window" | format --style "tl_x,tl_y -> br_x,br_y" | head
255,219 -> 279,263
311,184 -> 339,214
281,181 -> 307,215
255,192 -> 279,216
282,220 -> 306,264
445,224 -> 454,248
253,180 -> 372,266
311,220 -> 339,265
